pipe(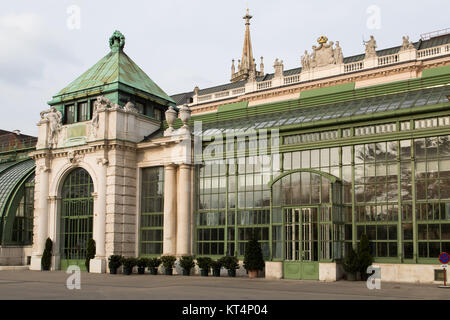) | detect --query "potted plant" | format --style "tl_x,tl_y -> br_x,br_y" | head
196,257 -> 212,276
122,257 -> 137,275
343,247 -> 358,281
137,258 -> 148,274
161,255 -> 176,275
108,255 -> 123,274
210,260 -> 222,277
179,256 -> 195,276
358,233 -> 373,281
85,238 -> 96,272
219,256 -> 239,277
41,238 -> 53,271
147,257 -> 161,275
243,232 -> 265,278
